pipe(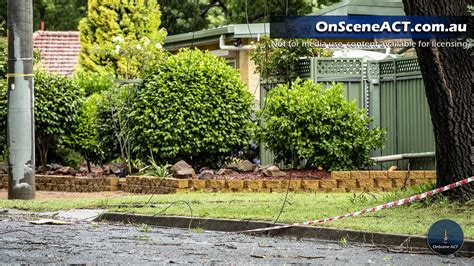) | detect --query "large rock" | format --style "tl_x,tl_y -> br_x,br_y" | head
78,165 -> 89,174
48,163 -> 63,171
262,165 -> 286,177
216,168 -> 238,176
257,164 -> 273,172
175,169 -> 195,179
198,170 -> 215,180
107,163 -> 129,177
228,160 -> 257,172
51,166 -> 76,176
171,160 -> 195,179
